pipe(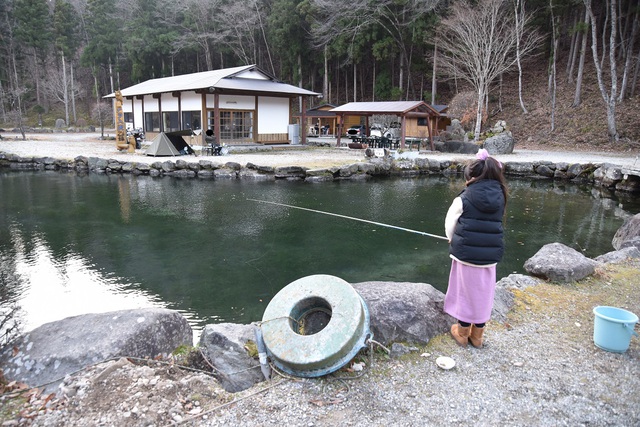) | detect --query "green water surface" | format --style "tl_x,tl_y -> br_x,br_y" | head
1,171 -> 638,335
